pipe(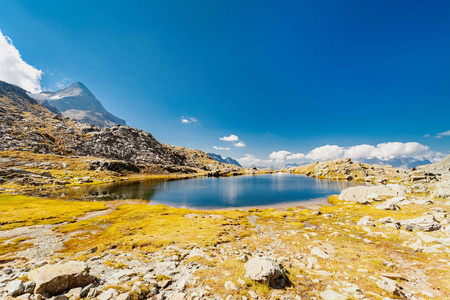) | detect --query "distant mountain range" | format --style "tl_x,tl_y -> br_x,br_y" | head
207,153 -> 242,167
353,157 -> 432,170
29,82 -> 126,127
